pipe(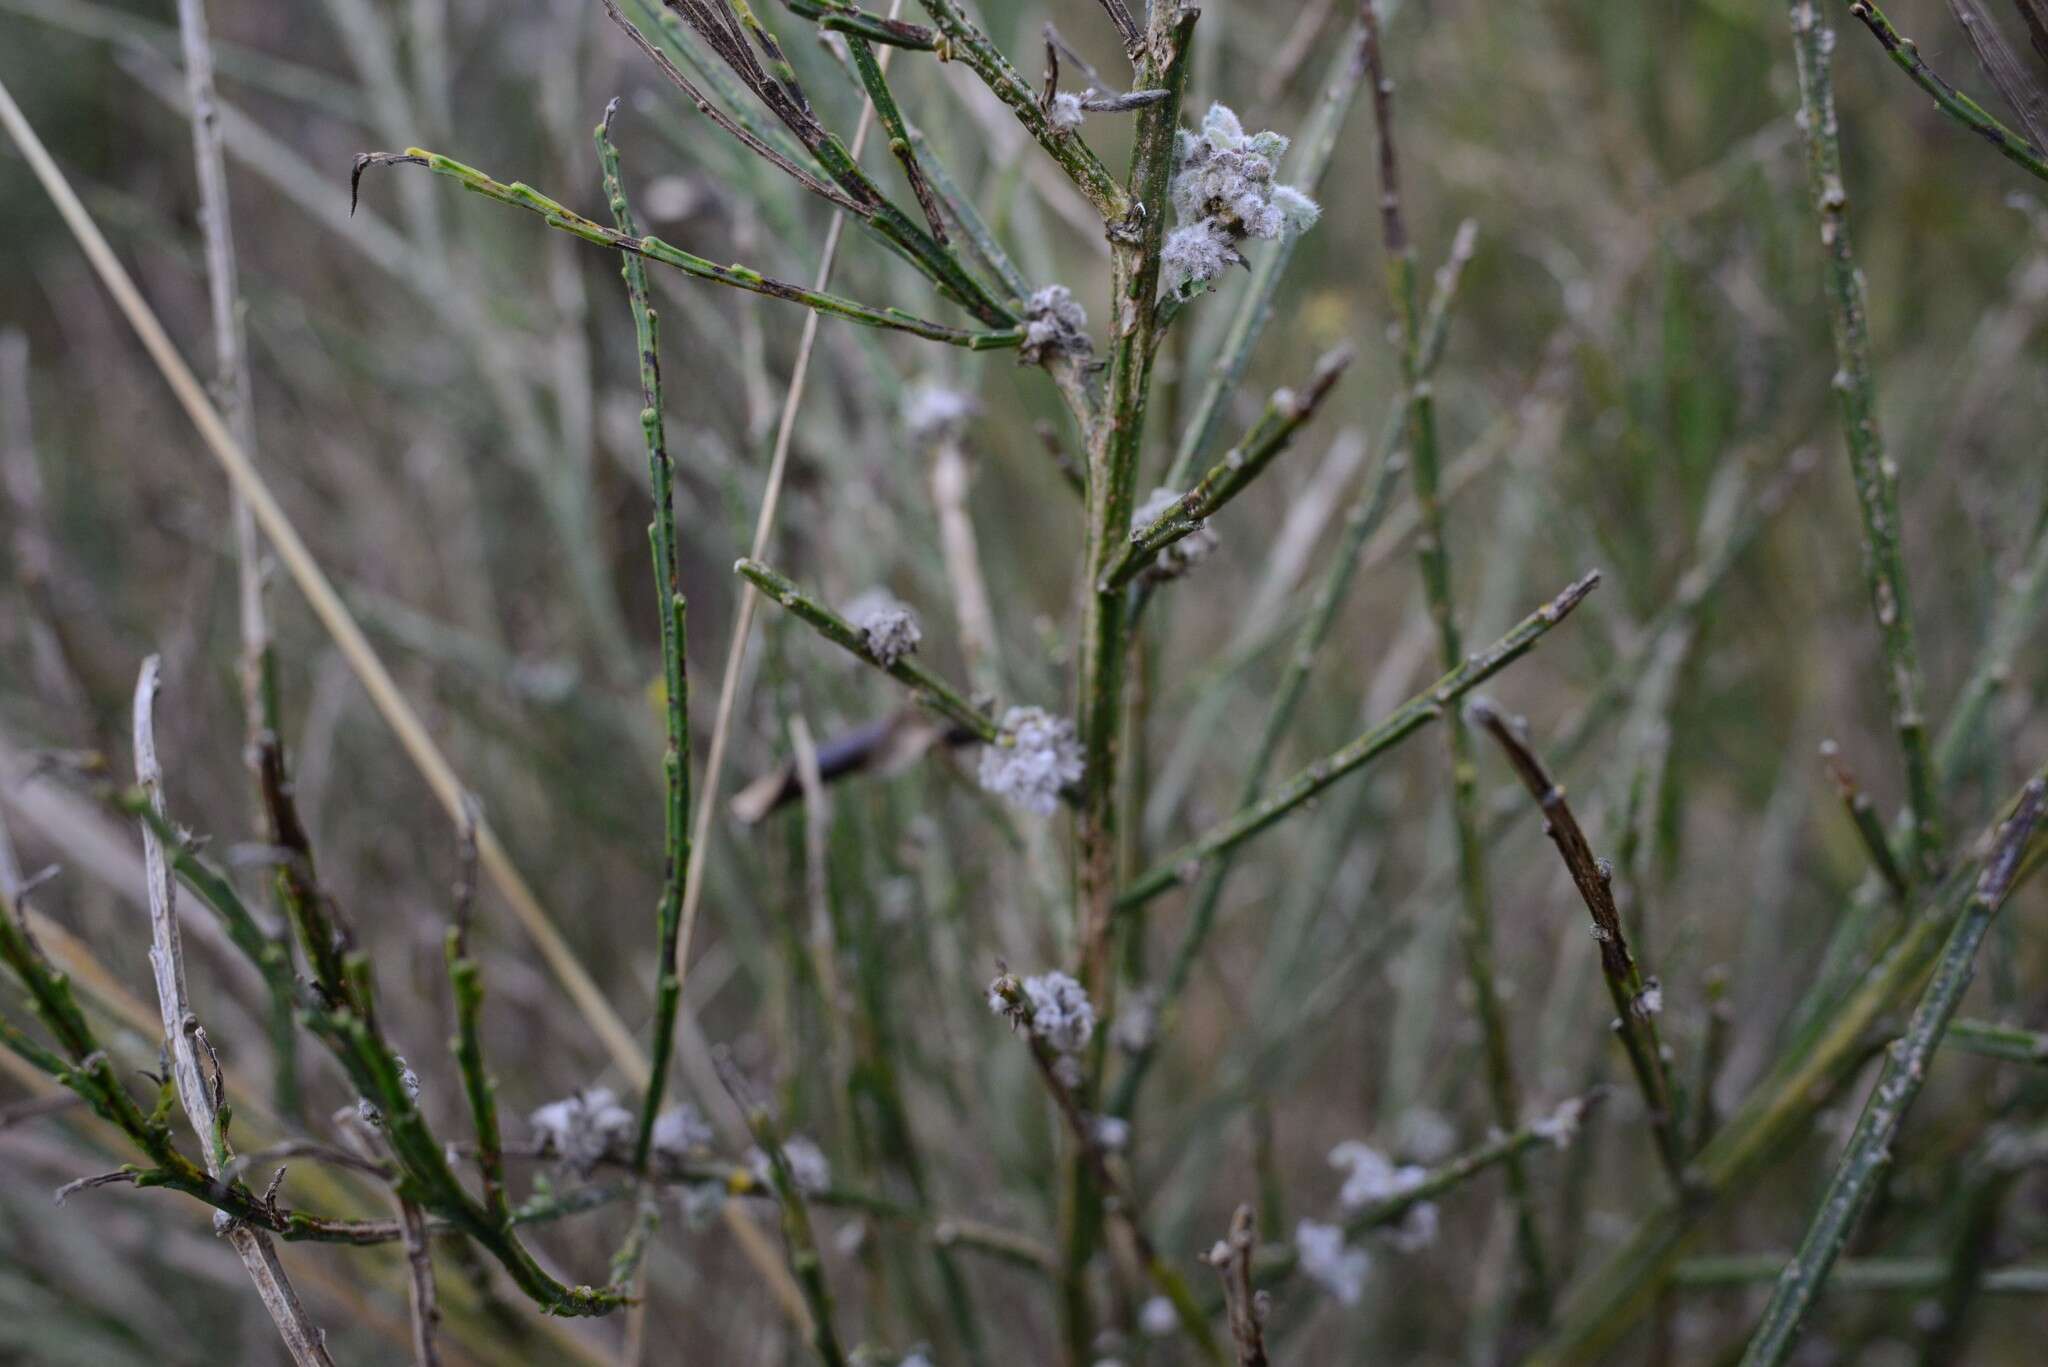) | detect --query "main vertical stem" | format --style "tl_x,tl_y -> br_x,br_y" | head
1066,10 -> 1196,1361
1076,6 -> 1196,997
